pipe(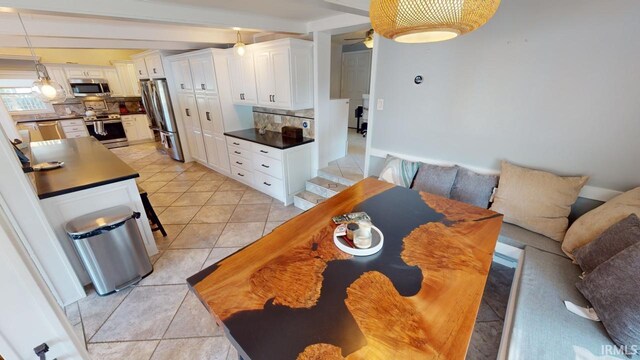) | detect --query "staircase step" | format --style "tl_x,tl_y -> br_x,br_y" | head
305,177 -> 349,198
317,169 -> 357,187
293,190 -> 326,211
